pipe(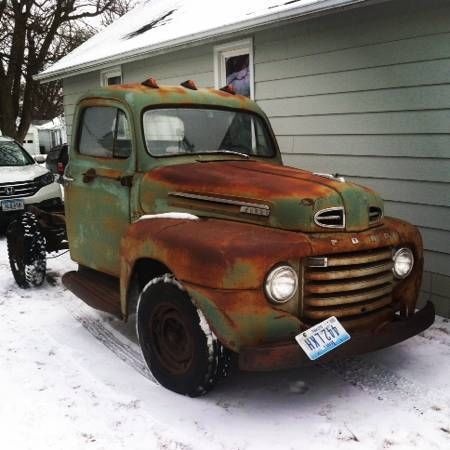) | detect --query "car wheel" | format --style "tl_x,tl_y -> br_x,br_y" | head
136,274 -> 229,396
7,212 -> 47,288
